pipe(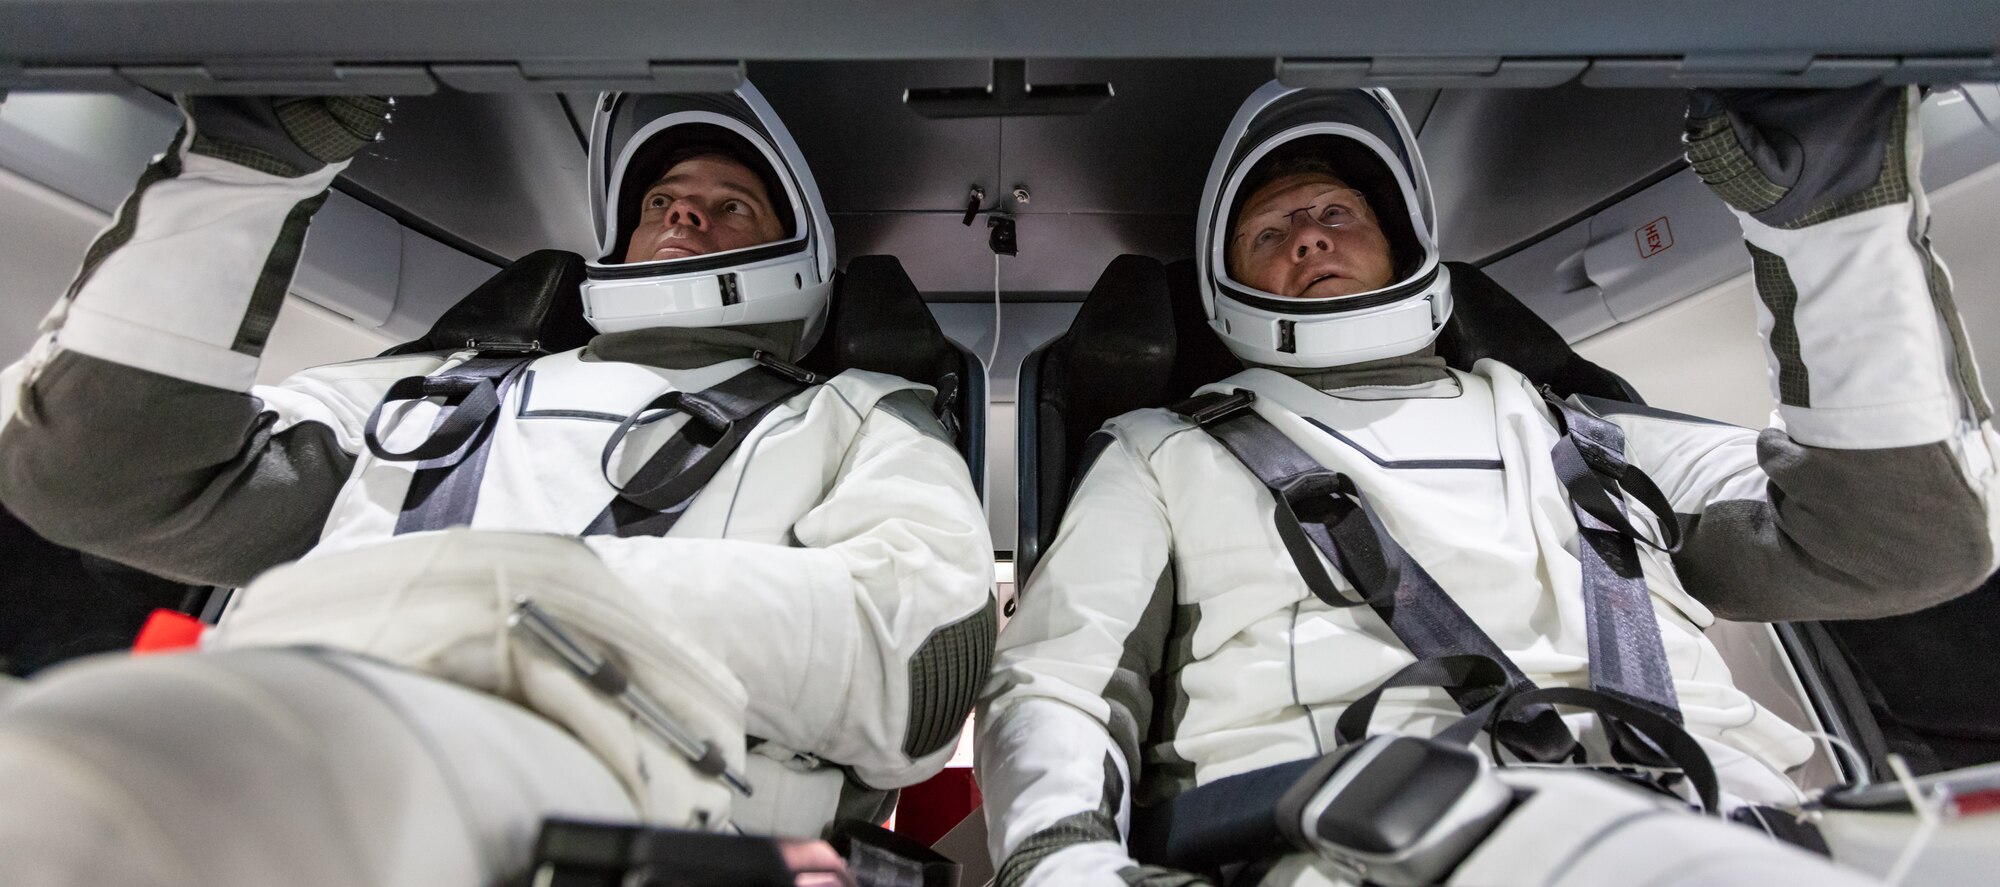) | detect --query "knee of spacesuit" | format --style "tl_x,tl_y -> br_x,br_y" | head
0,647 -> 632,887
209,529 -> 751,829
1441,768 -> 1879,887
